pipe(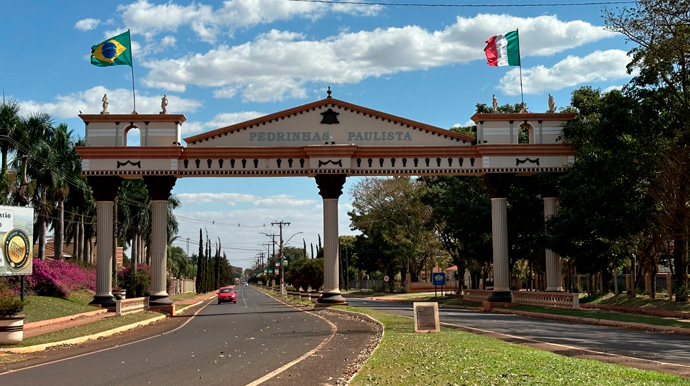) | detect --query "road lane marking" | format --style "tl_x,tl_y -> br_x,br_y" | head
245,290 -> 338,385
